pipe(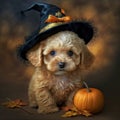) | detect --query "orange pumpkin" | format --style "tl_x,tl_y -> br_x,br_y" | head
74,82 -> 104,113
